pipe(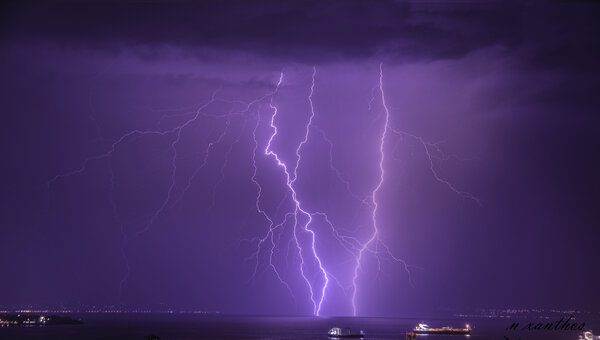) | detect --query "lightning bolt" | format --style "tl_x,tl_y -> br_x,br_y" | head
262,69 -> 328,315
349,63 -> 424,316
351,63 -> 390,316
297,67 -> 329,316
251,68 -> 369,315
49,63 -> 476,316
246,73 -> 297,304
